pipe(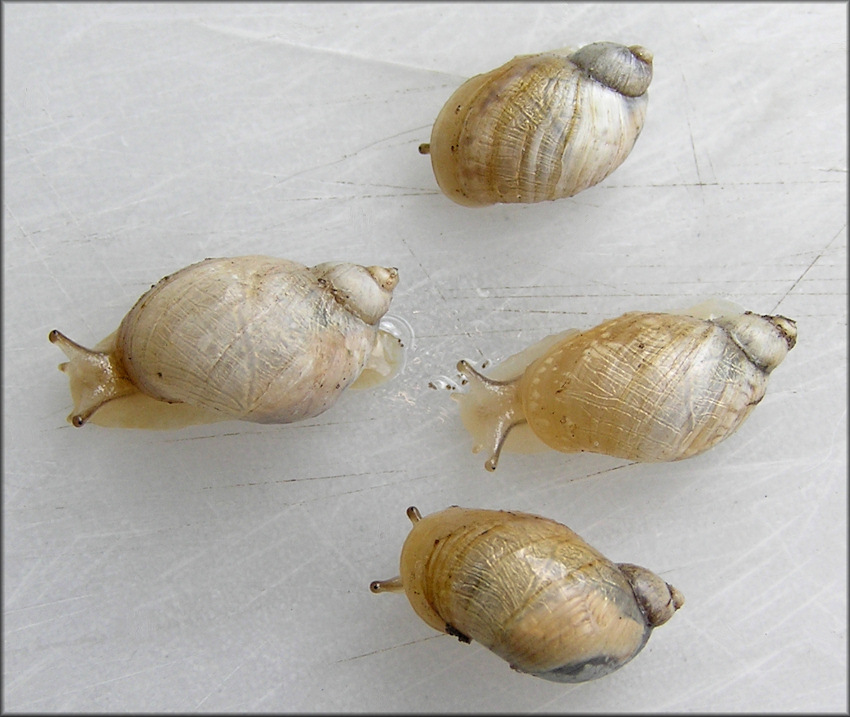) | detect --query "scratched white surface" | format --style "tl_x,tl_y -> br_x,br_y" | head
3,2 -> 847,713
